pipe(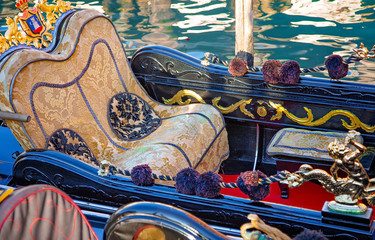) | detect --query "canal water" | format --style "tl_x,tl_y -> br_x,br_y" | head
1,0 -> 374,82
